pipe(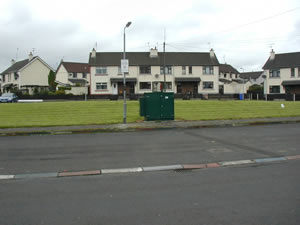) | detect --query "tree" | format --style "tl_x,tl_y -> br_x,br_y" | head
48,70 -> 57,92
248,84 -> 263,94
